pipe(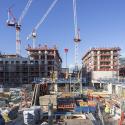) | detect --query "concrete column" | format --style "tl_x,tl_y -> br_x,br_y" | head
38,51 -> 41,78
27,51 -> 30,59
100,82 -> 102,88
111,50 -> 113,69
97,51 -> 100,70
54,83 -> 58,92
108,83 -> 112,94
65,84 -> 70,92
91,51 -> 94,69
117,51 -> 120,82
48,102 -> 53,125
45,51 -> 48,78
115,85 -> 119,96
